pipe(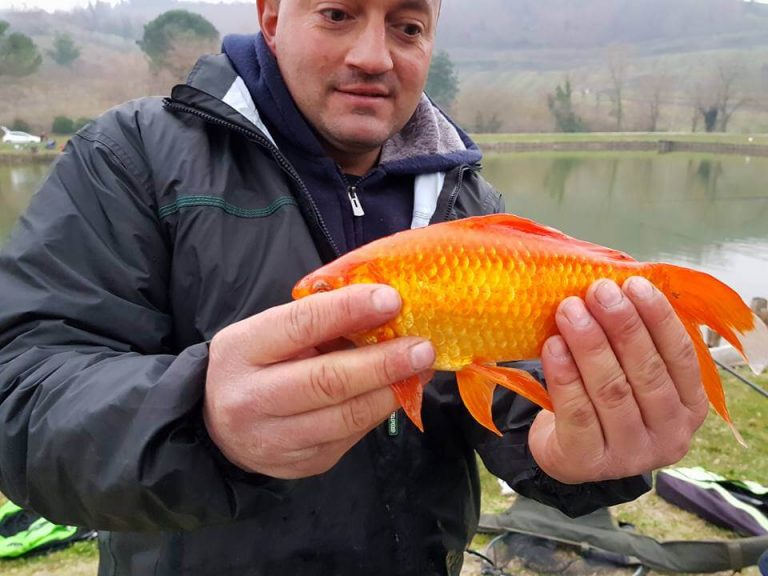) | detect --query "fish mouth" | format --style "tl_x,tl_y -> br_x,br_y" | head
292,277 -> 334,300
291,278 -> 313,300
